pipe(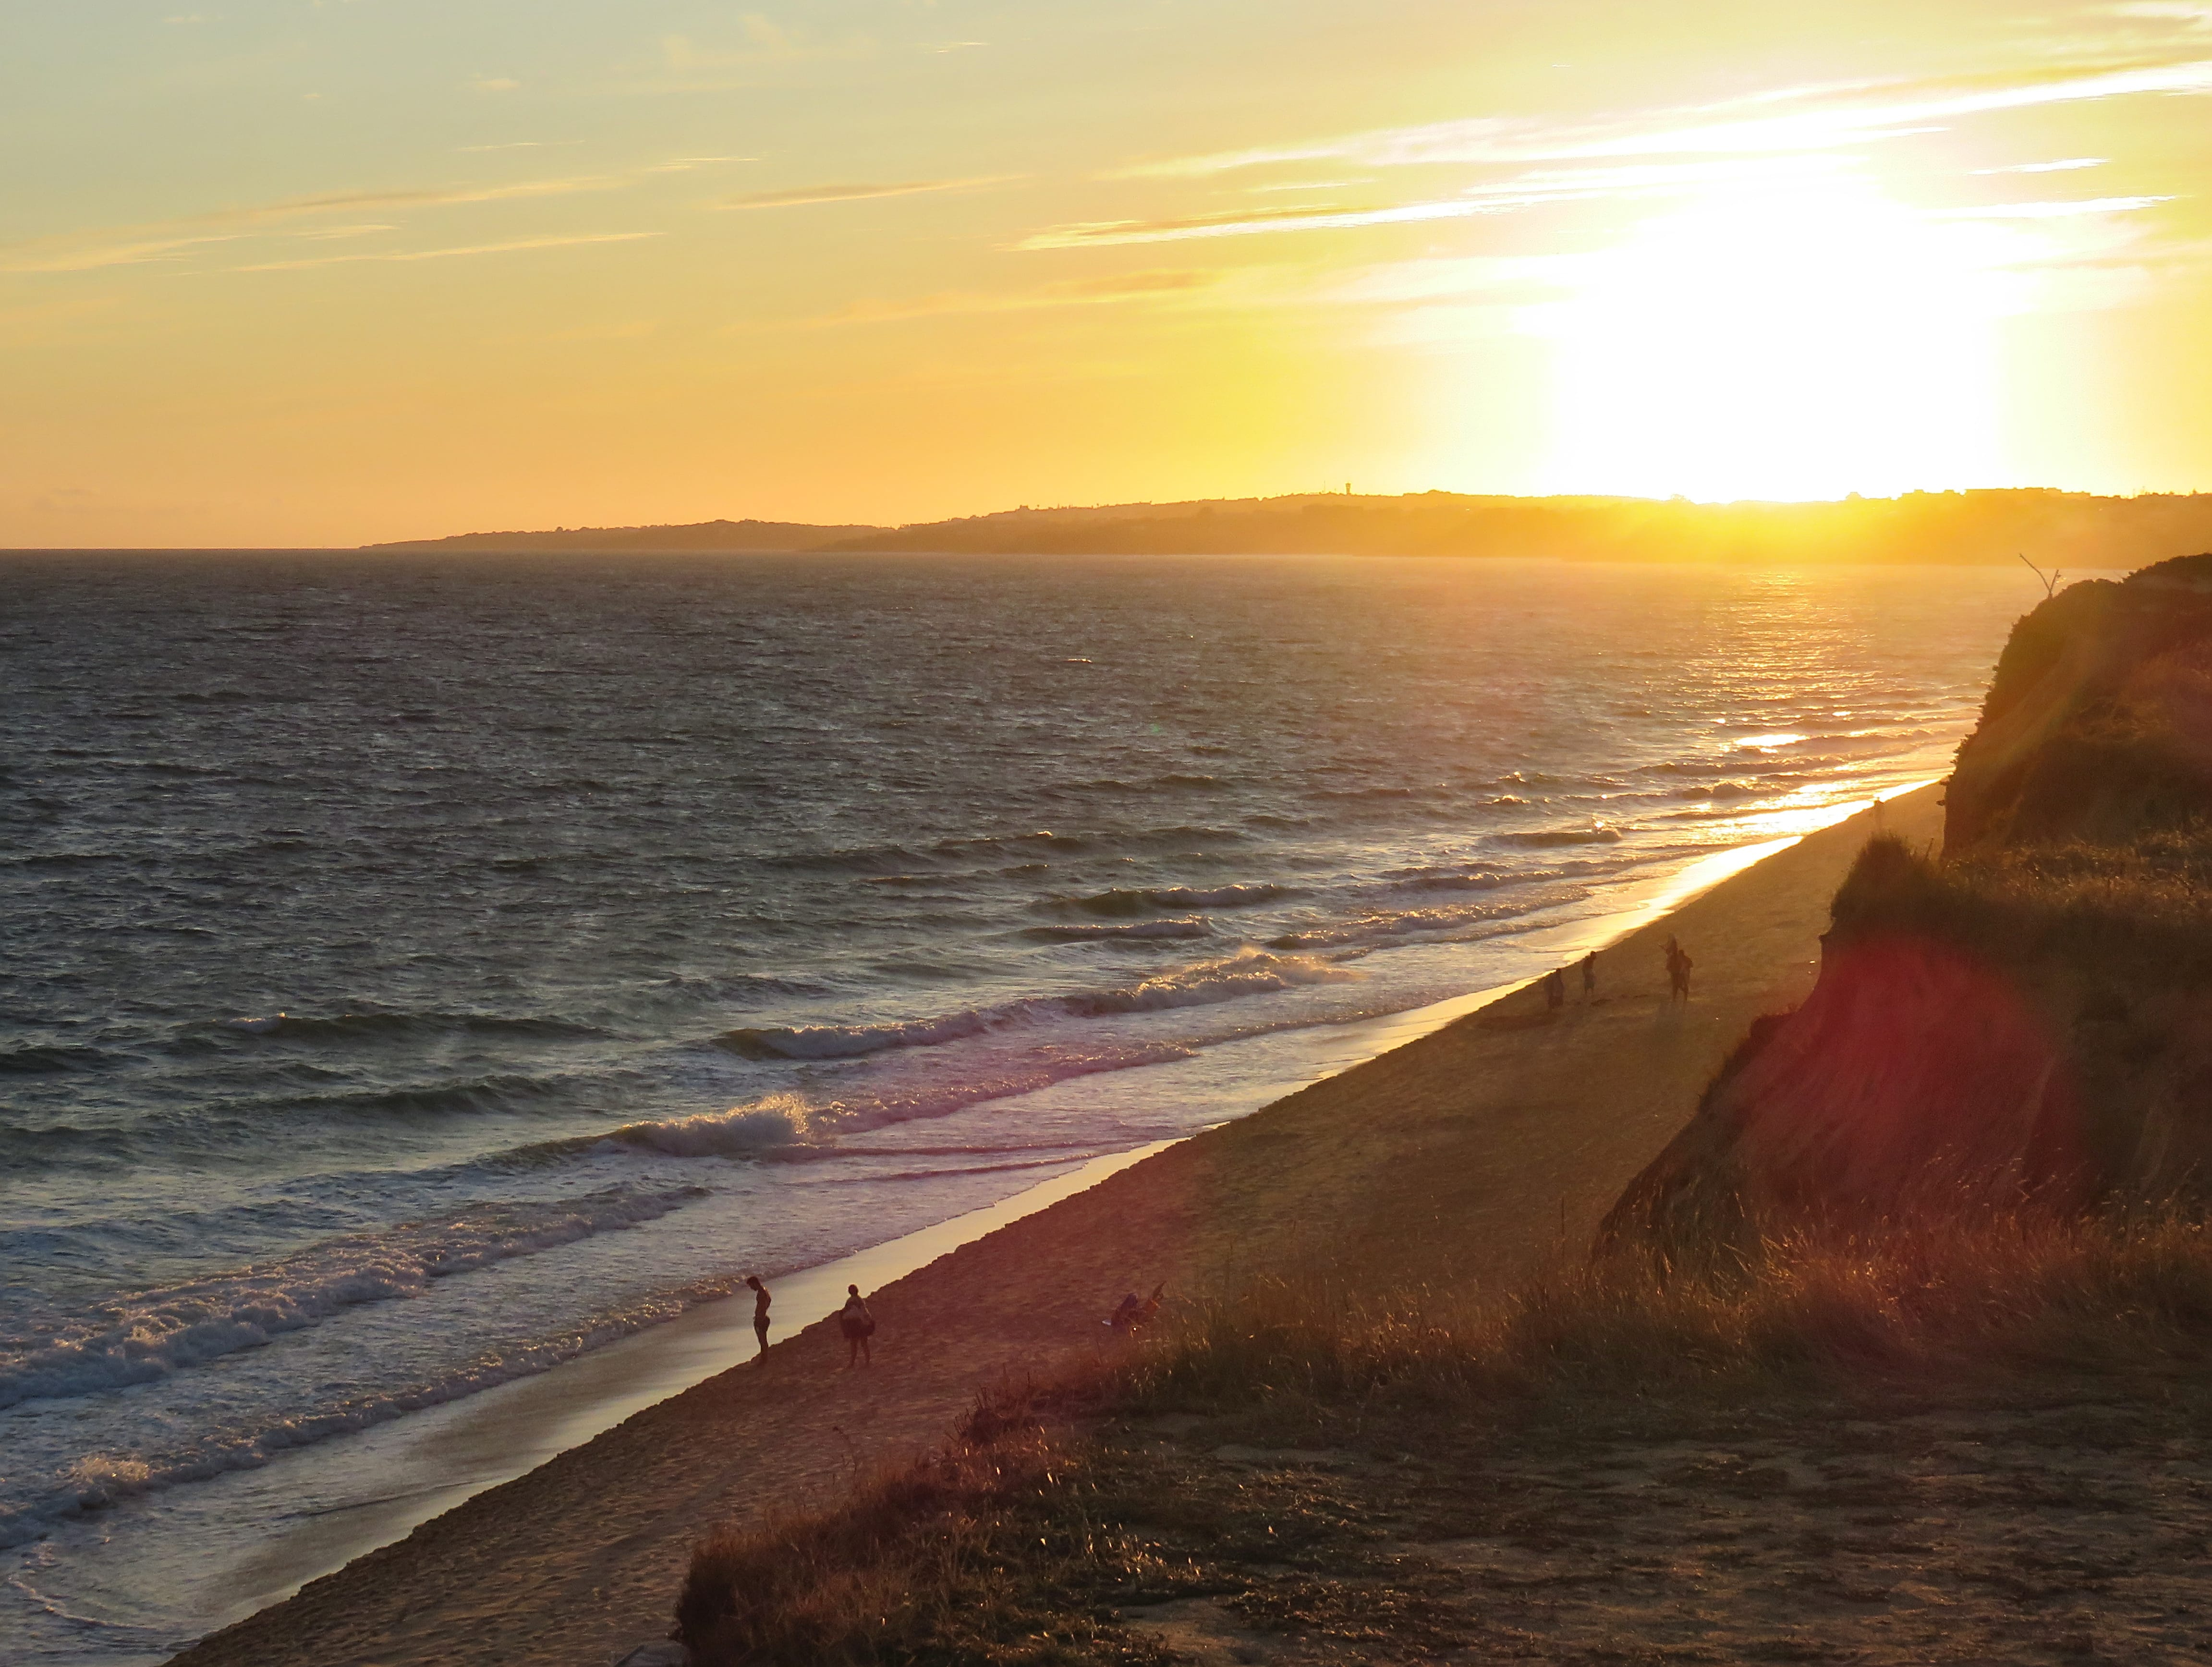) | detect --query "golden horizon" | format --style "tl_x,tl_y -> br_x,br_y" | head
5,3 -> 2210,547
